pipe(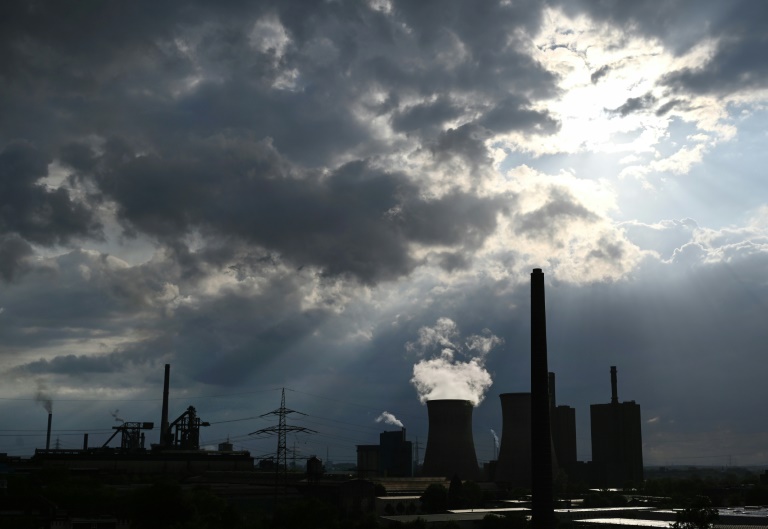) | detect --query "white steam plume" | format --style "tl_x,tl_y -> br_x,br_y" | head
408,317 -> 503,406
376,411 -> 404,428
